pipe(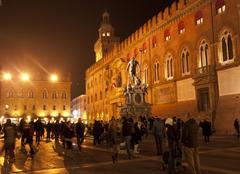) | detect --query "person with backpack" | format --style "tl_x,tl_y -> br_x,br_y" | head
152,117 -> 164,155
